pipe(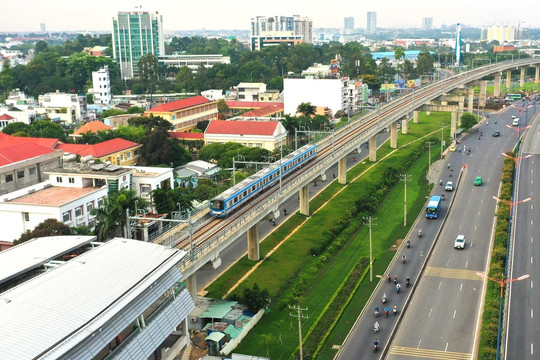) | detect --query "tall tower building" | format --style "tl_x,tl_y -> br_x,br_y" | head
367,12 -> 377,34
293,15 -> 313,44
112,8 -> 164,79
251,16 -> 295,36
455,23 -> 462,65
422,17 -> 433,30
40,23 -> 46,32
344,17 -> 355,35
